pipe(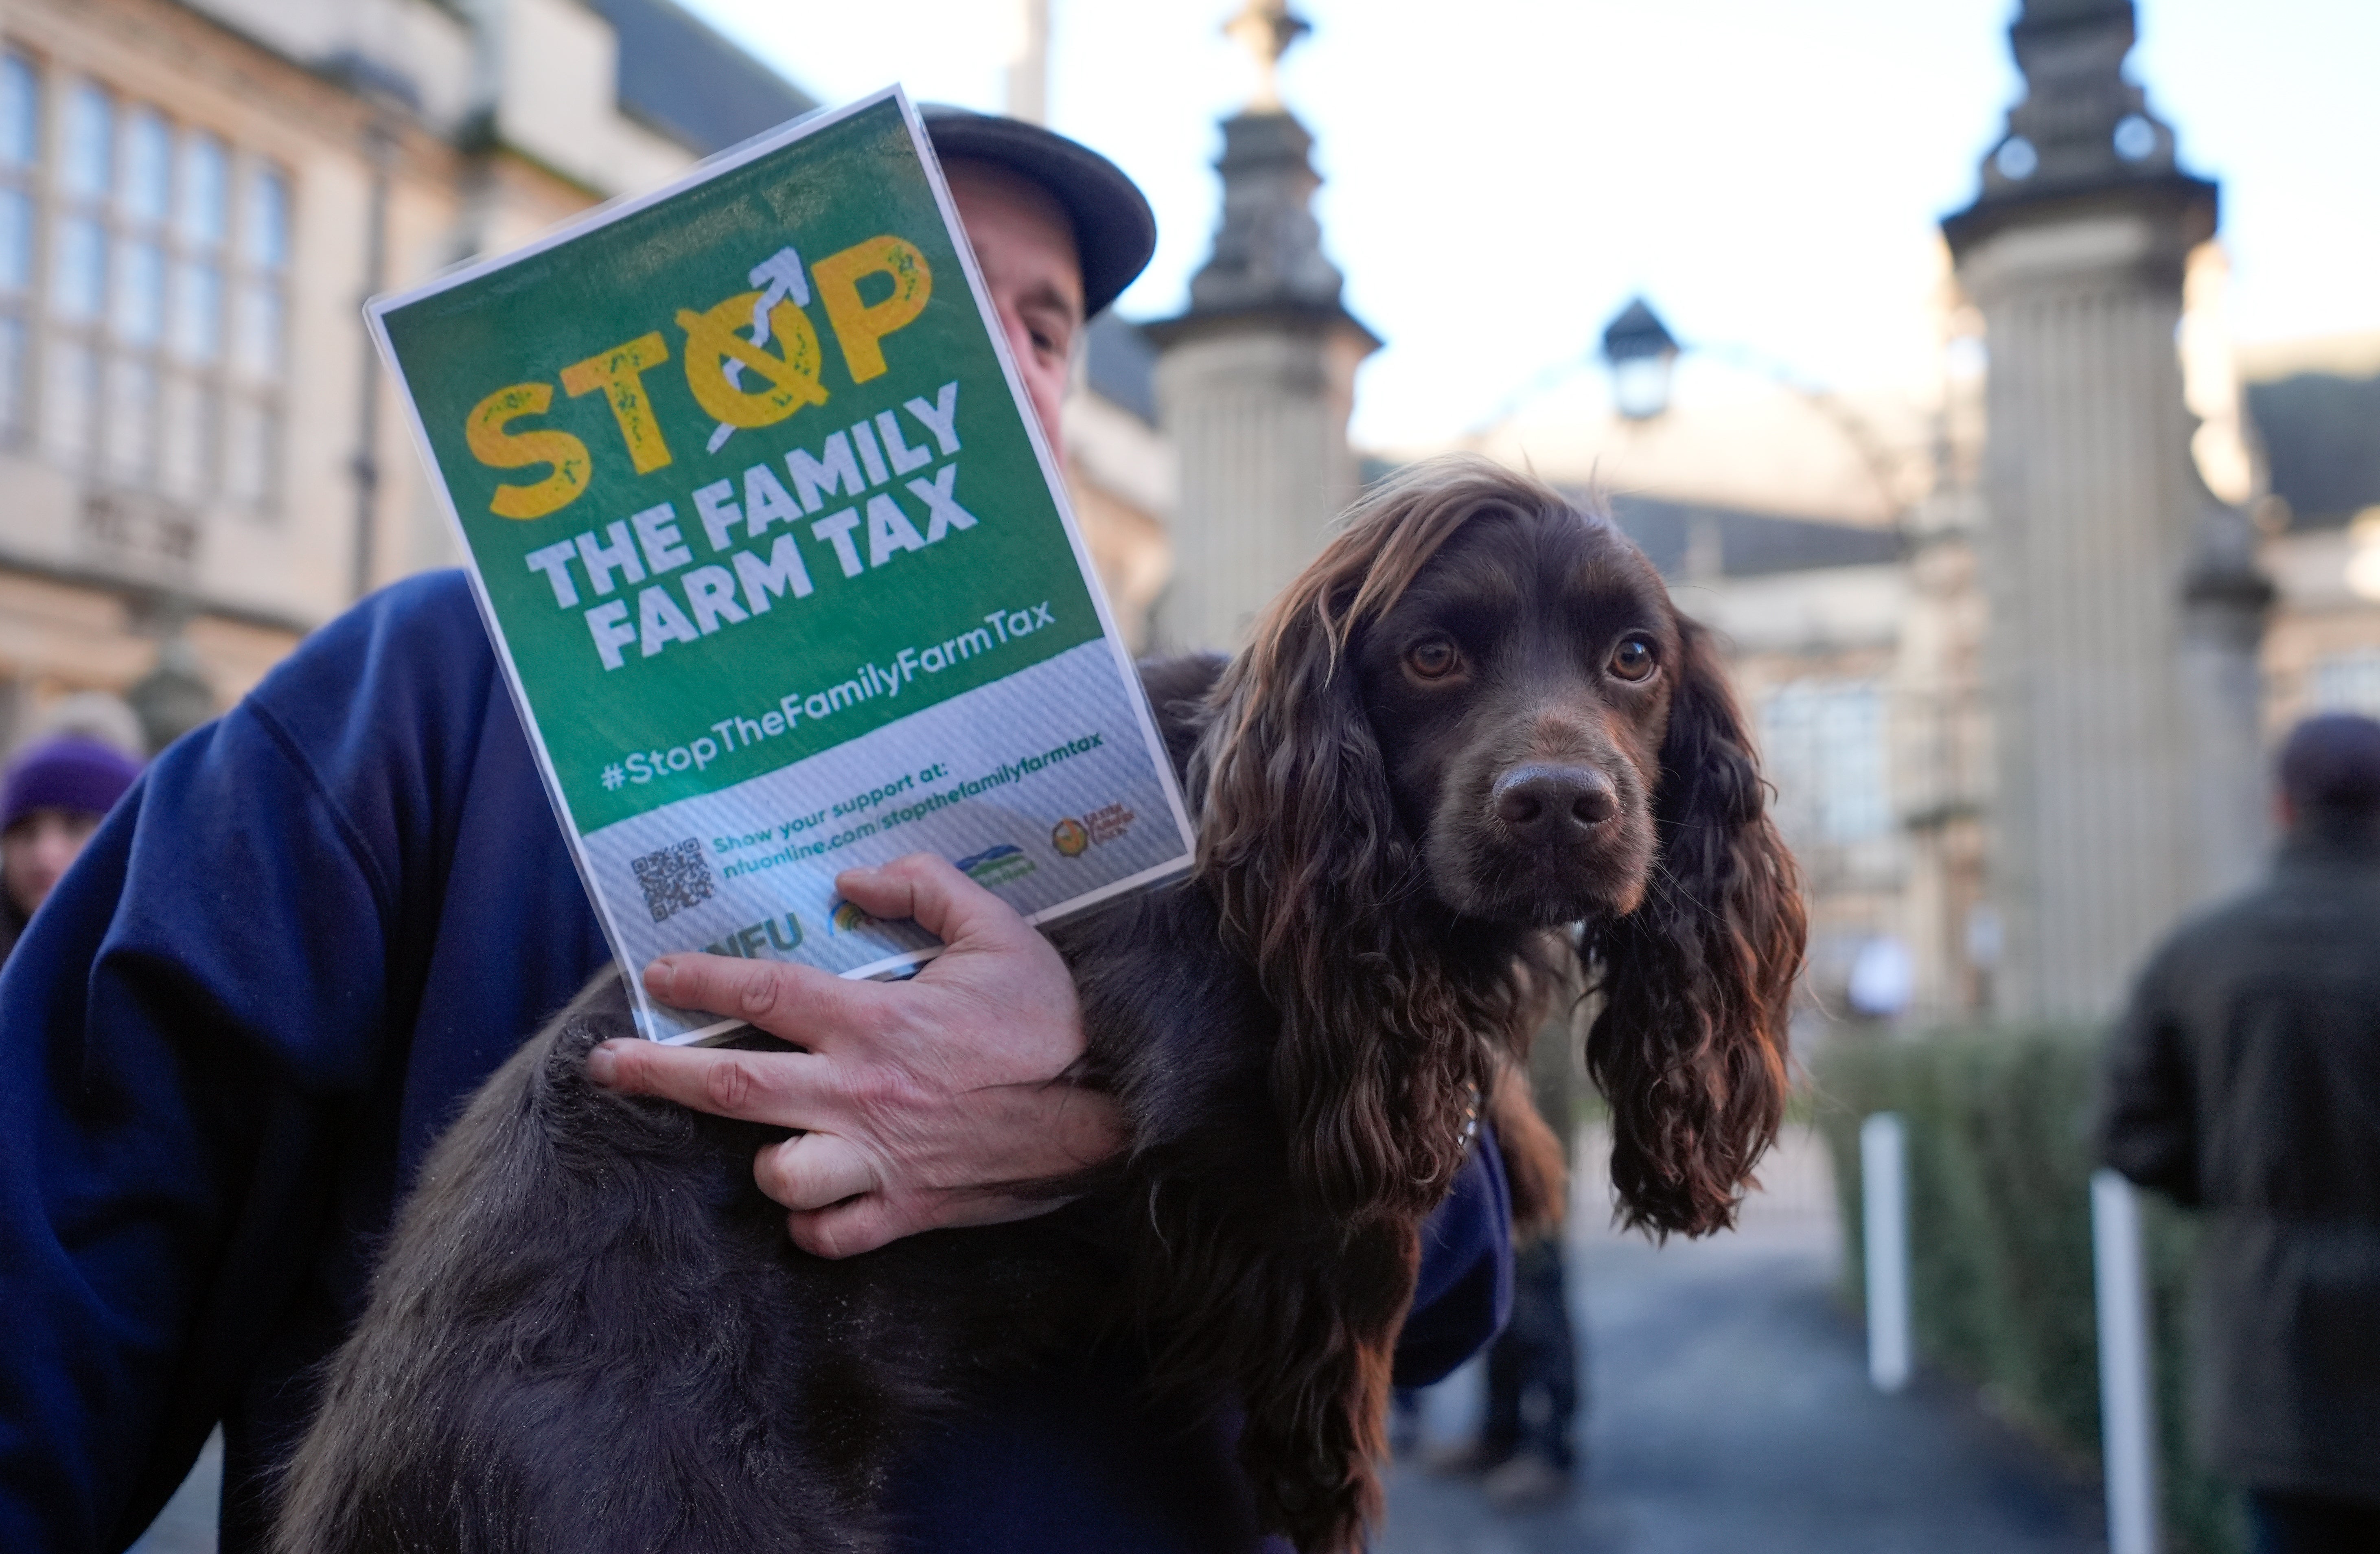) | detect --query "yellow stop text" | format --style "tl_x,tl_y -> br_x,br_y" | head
461,233 -> 933,522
